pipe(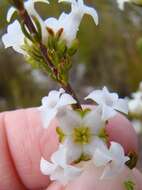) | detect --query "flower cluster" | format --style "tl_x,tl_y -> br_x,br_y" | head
40,87 -> 129,185
2,0 -> 98,54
